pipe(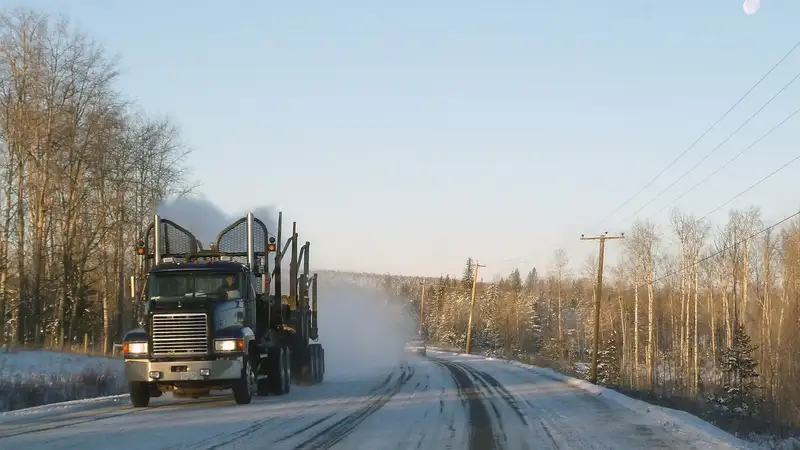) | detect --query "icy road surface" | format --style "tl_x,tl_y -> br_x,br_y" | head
0,350 -> 752,450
